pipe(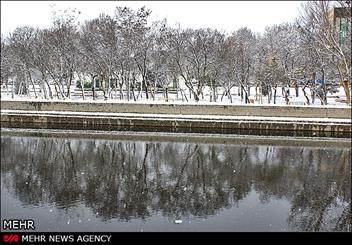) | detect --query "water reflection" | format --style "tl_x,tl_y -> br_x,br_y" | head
1,136 -> 351,231
2,120 -> 351,138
